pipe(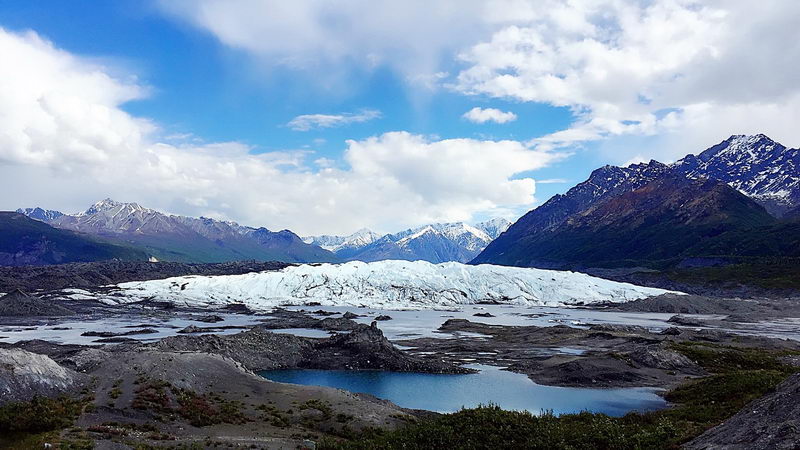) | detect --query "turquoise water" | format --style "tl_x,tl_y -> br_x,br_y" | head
259,364 -> 667,416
